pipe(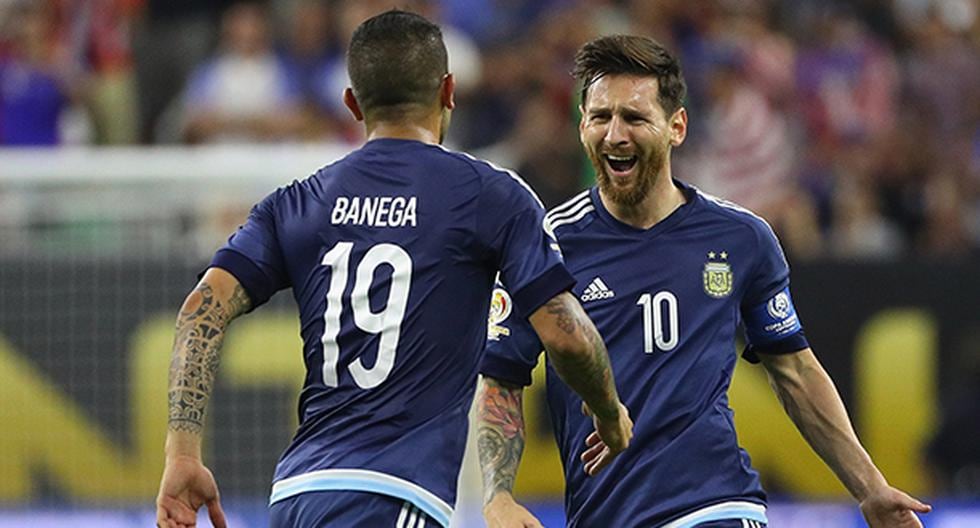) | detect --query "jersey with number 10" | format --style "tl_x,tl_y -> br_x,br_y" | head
209,138 -> 573,527
482,182 -> 809,527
